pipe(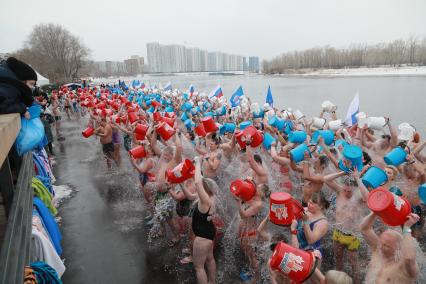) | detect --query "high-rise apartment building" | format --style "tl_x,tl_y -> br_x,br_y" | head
249,56 -> 260,73
146,42 -> 250,73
